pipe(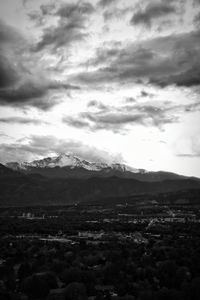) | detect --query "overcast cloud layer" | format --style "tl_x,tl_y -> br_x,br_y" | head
0,0 -> 200,177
